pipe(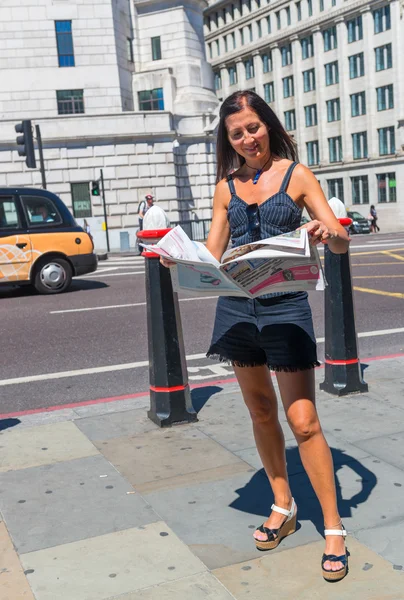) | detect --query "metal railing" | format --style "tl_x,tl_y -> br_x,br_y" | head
170,218 -> 212,241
